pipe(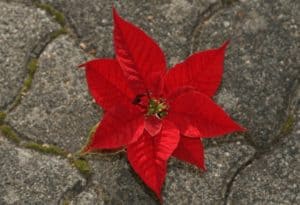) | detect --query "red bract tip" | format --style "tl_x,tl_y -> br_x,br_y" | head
78,63 -> 86,69
221,39 -> 230,49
